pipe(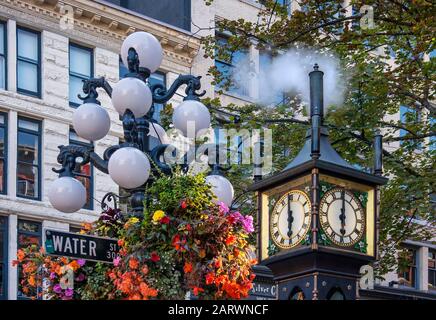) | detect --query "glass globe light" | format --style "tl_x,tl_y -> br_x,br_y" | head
149,122 -> 169,144
172,100 -> 211,136
49,177 -> 87,213
205,174 -> 234,207
73,102 -> 111,141
111,77 -> 152,118
108,147 -> 151,189
120,31 -> 163,73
